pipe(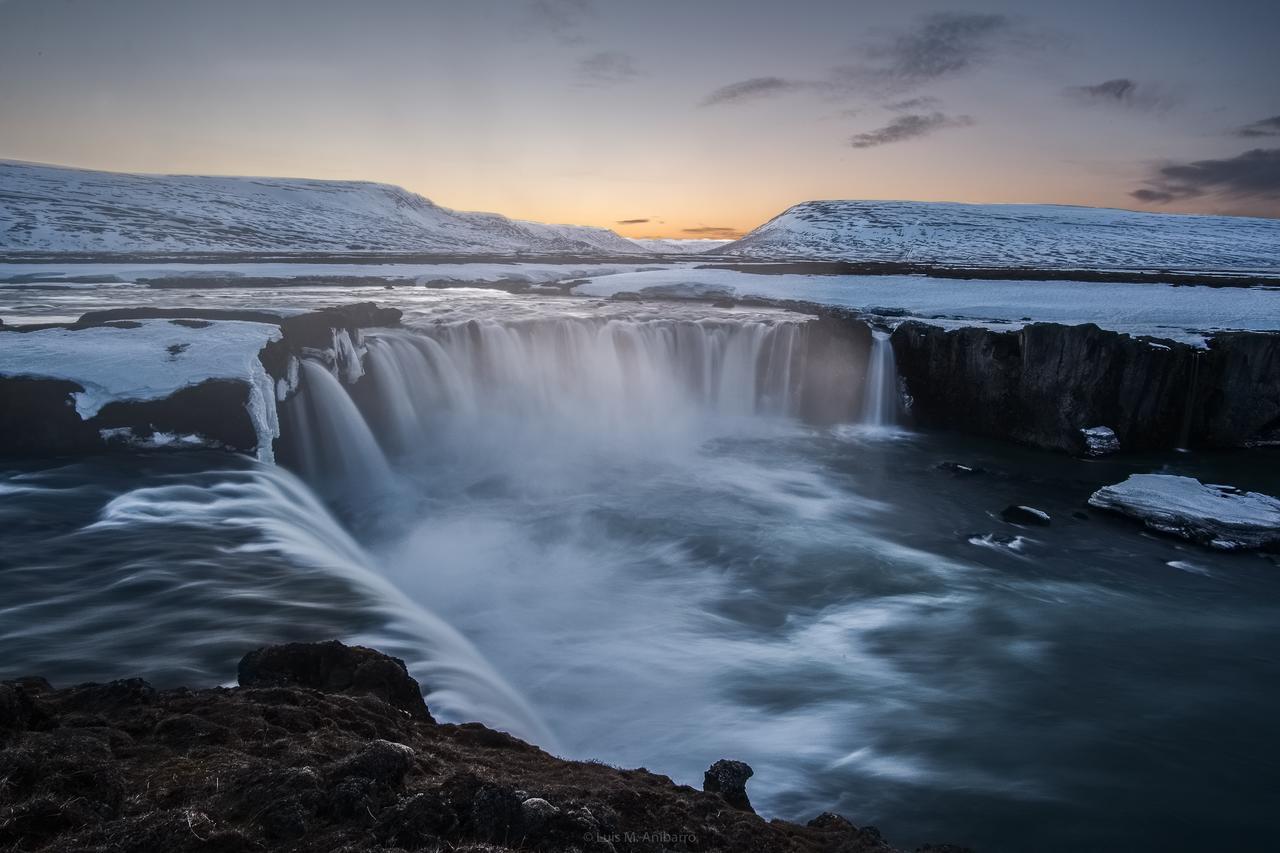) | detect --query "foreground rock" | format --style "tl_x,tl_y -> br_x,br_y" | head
702,759 -> 754,813
0,641 -> 956,853
1088,474 -> 1280,550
